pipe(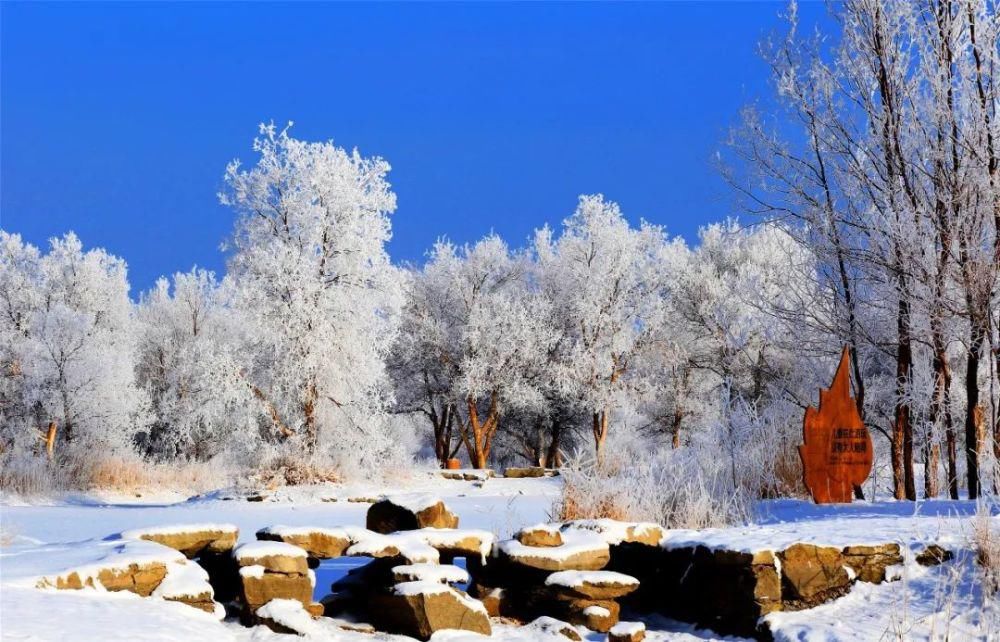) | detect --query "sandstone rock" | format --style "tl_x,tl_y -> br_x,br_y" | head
842,543 -> 904,583
504,466 -> 549,478
495,531 -> 610,572
517,524 -> 563,548
562,520 -> 665,547
558,598 -> 619,632
544,570 -> 639,599
257,526 -> 350,559
239,567 -> 313,610
234,541 -> 309,574
416,528 -> 494,562
472,585 -> 506,617
916,544 -> 953,566
367,495 -> 459,533
50,562 -> 168,596
608,621 -> 646,642
121,524 -> 239,558
779,543 -> 852,605
369,581 -> 491,640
